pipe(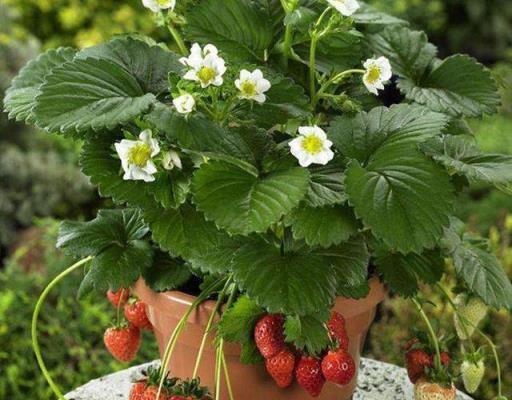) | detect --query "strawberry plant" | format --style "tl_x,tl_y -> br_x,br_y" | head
5,0 -> 512,398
